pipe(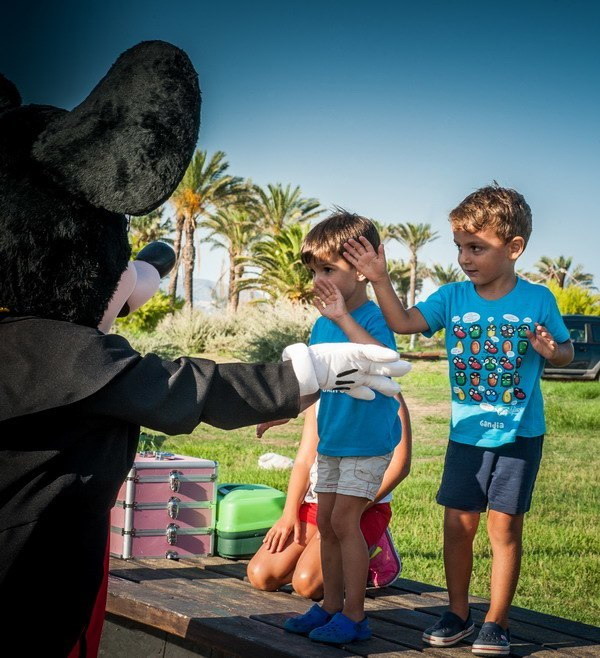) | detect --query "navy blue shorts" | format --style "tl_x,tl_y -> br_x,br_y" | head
436,435 -> 544,515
